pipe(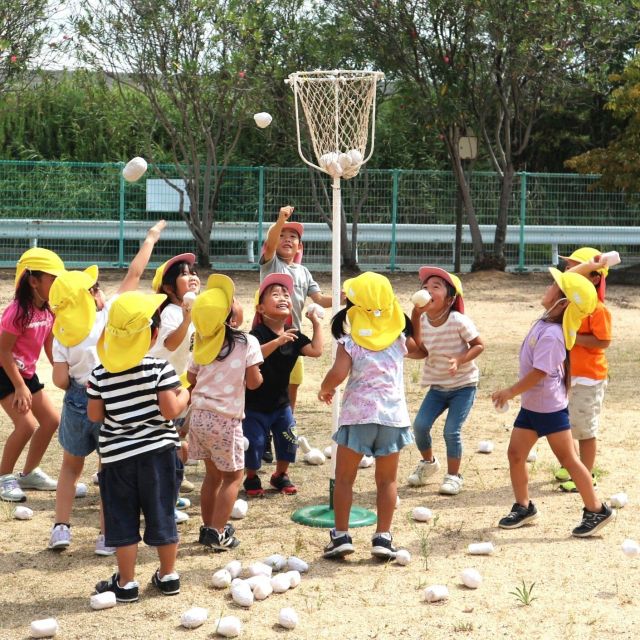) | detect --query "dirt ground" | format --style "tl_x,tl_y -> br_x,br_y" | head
1,268 -> 639,640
